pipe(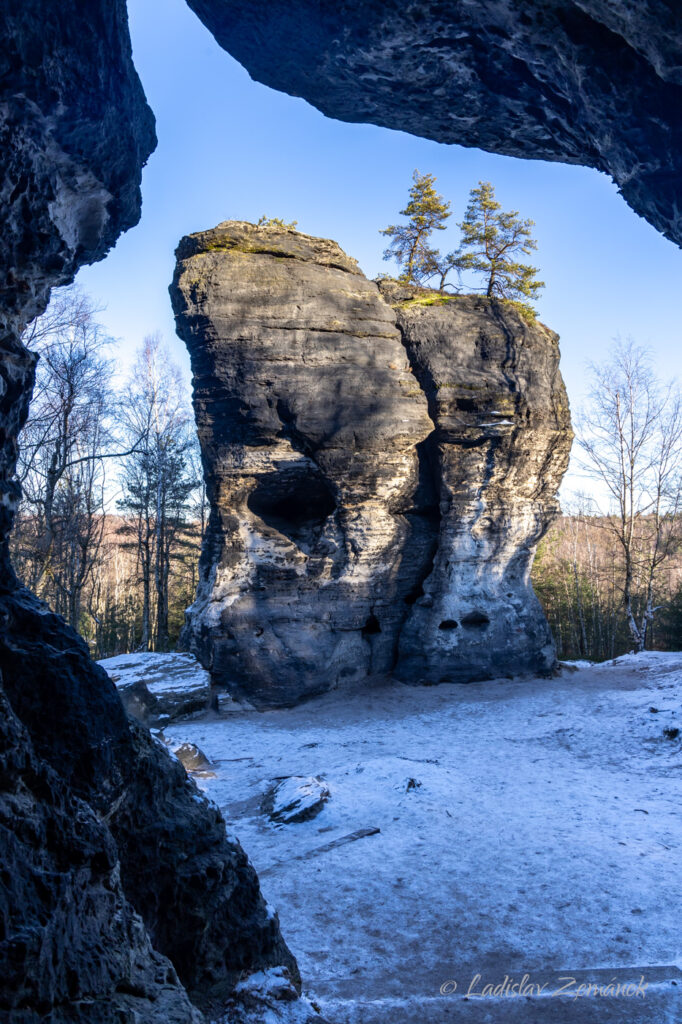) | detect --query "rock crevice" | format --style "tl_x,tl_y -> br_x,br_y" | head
171,222 -> 572,706
384,281 -> 572,684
